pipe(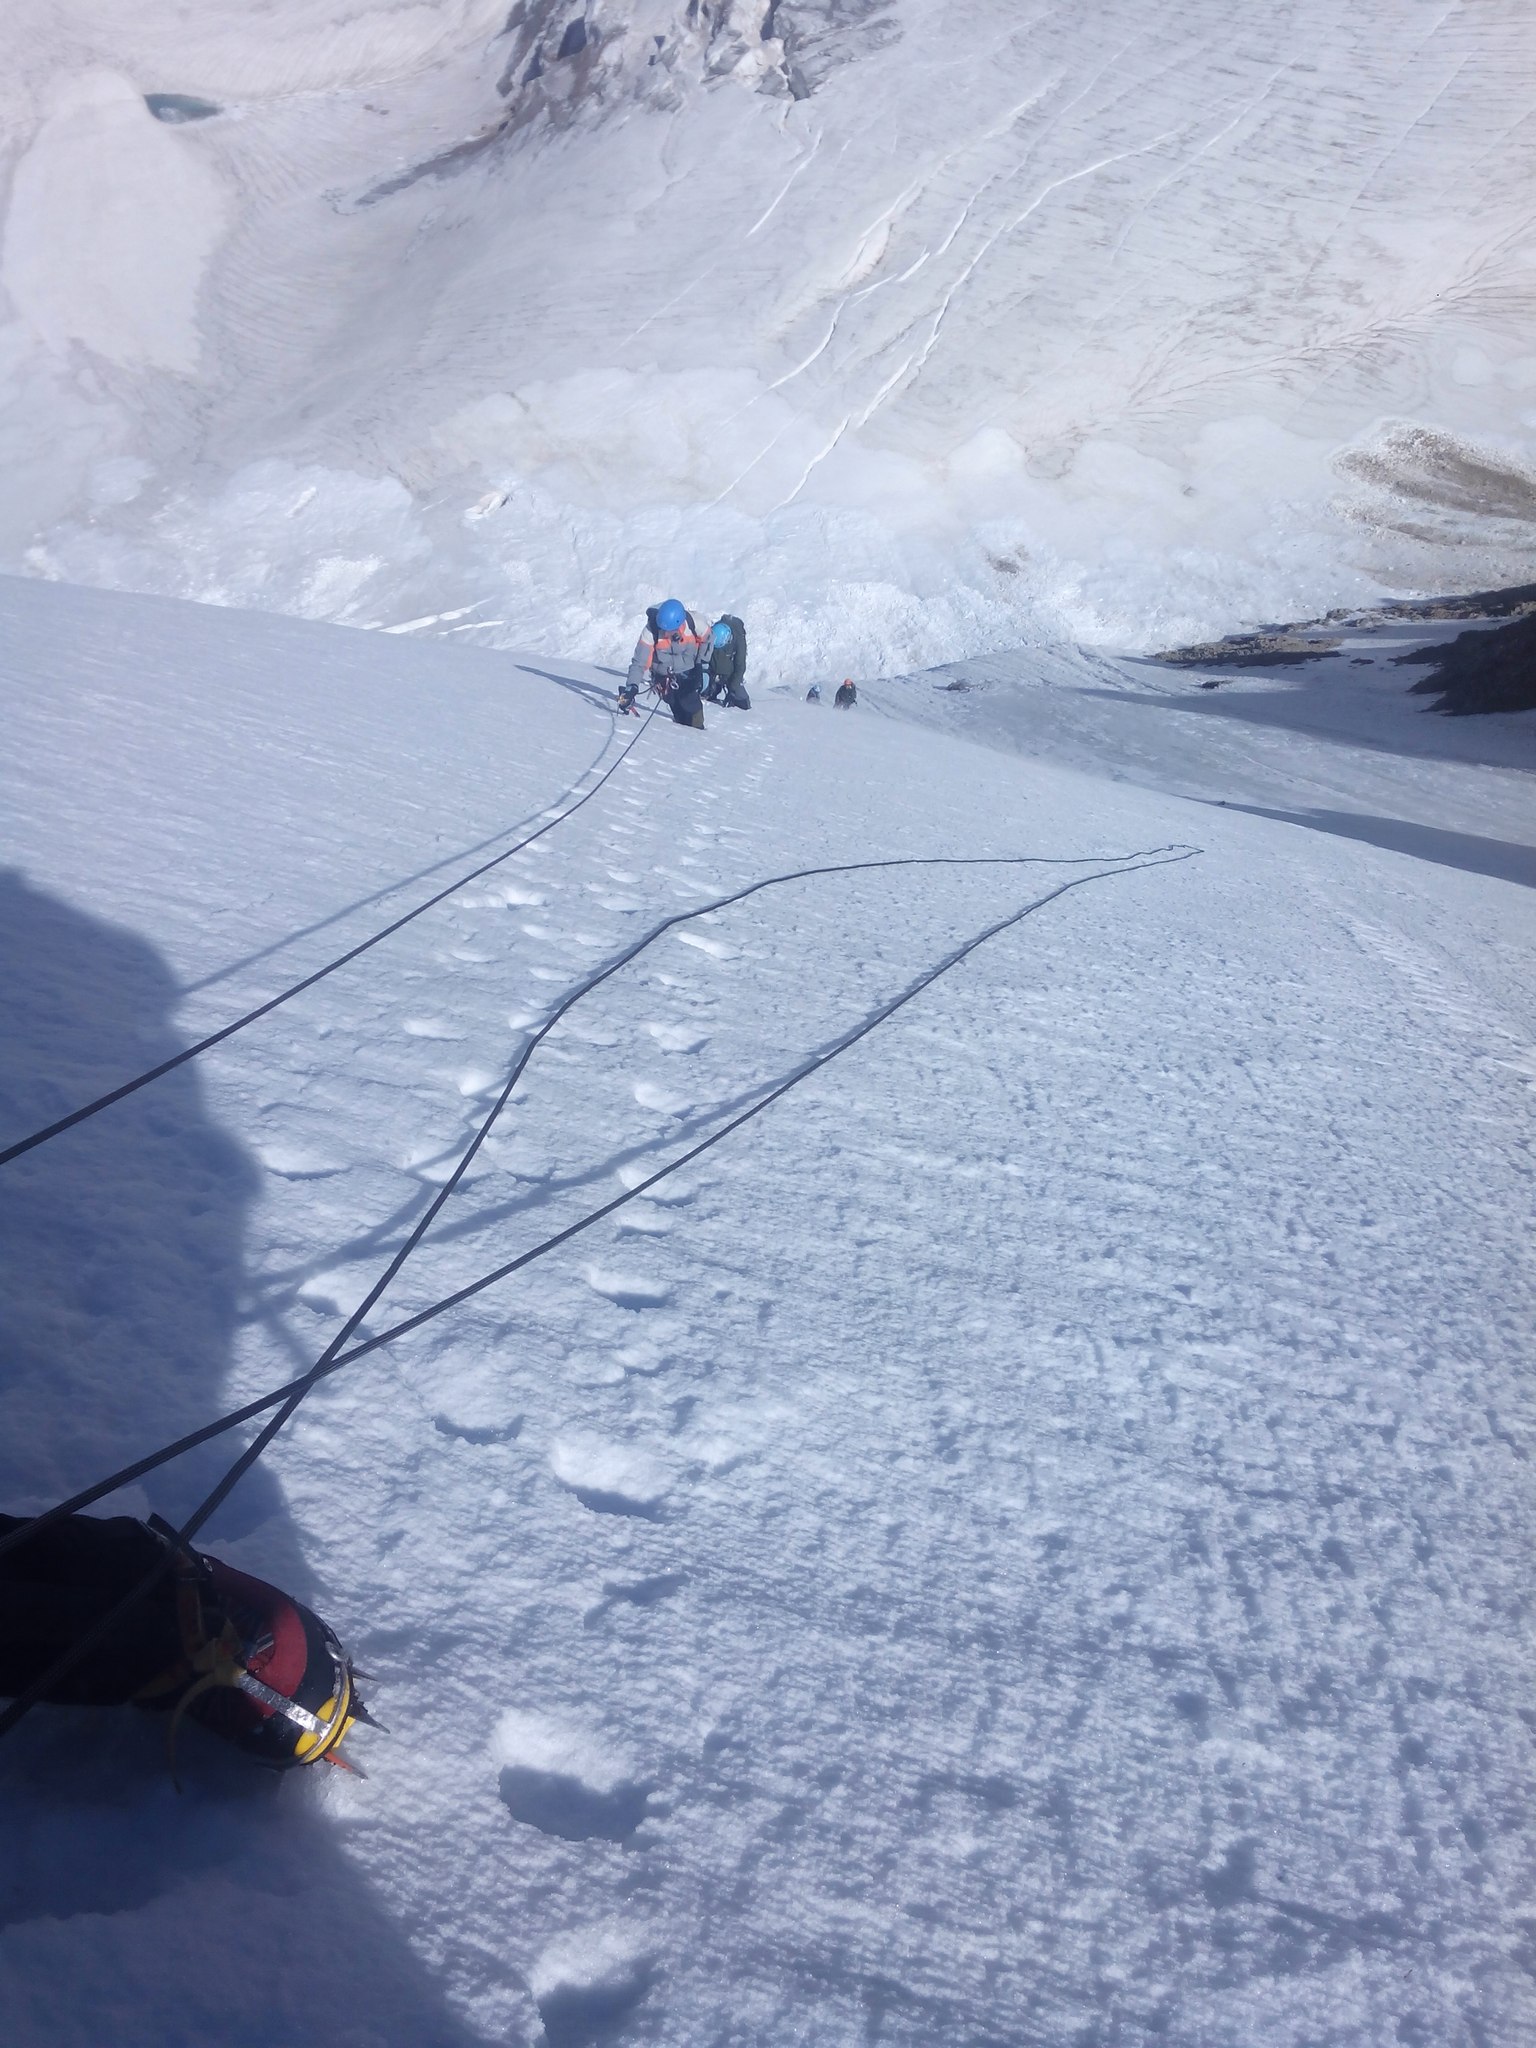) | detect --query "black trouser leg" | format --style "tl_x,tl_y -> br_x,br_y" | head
0,1514 -> 185,1704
